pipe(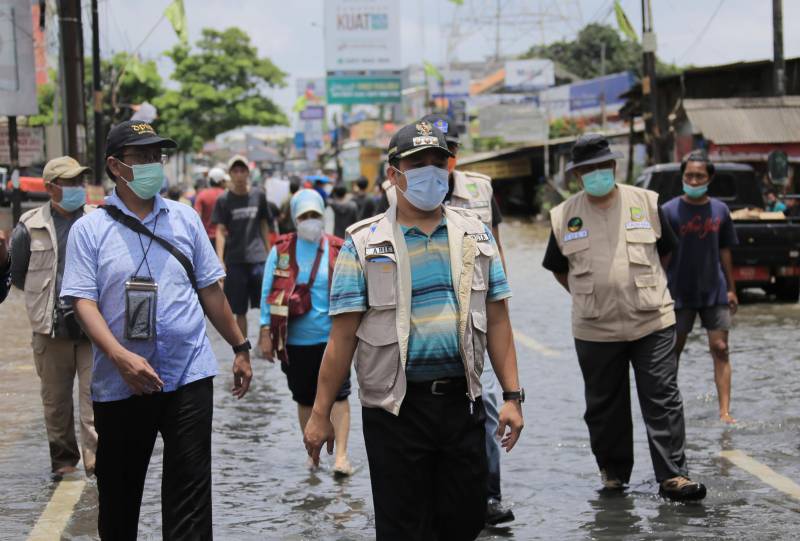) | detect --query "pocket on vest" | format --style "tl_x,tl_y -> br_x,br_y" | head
472,241 -> 494,291
355,308 -> 400,393
570,276 -> 600,319
469,309 -> 488,376
366,259 -> 396,309
633,273 -> 663,311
